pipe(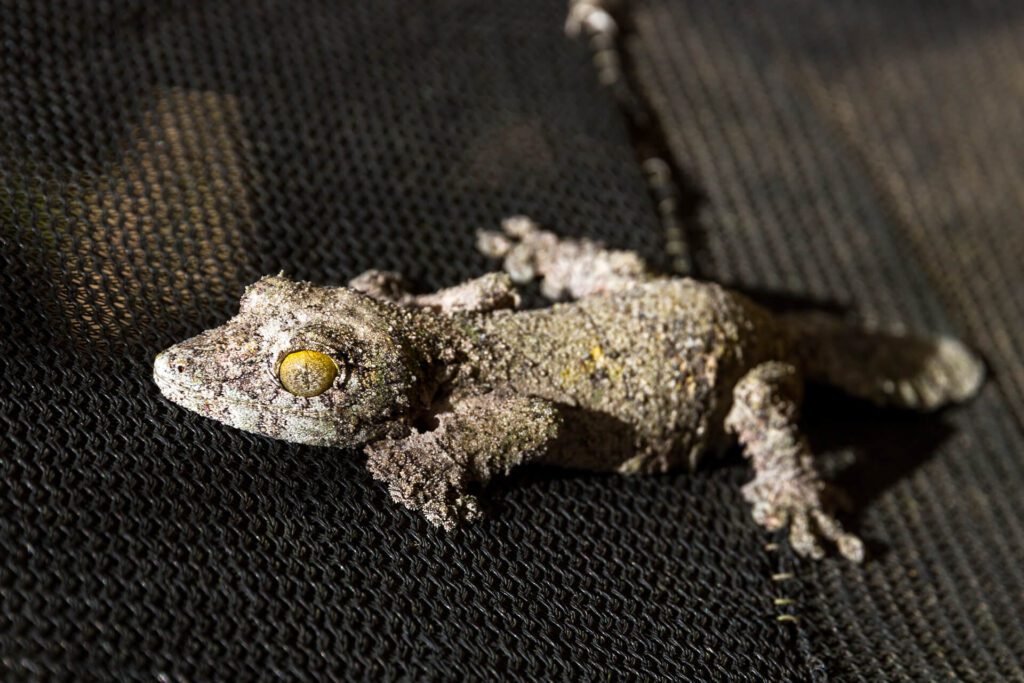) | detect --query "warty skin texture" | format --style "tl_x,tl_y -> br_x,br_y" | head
461,278 -> 784,474
155,217 -> 985,562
